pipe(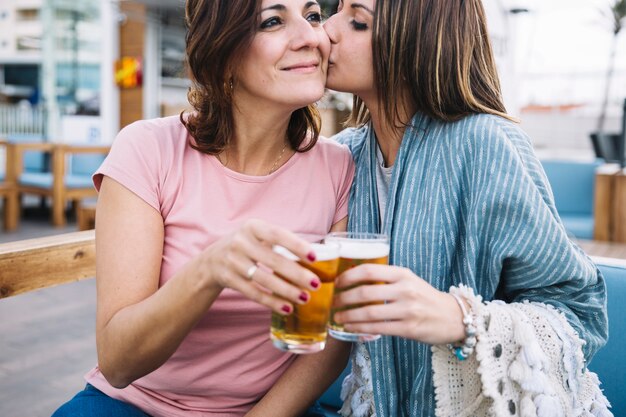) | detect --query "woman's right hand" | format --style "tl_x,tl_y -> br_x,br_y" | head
196,219 -> 322,315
